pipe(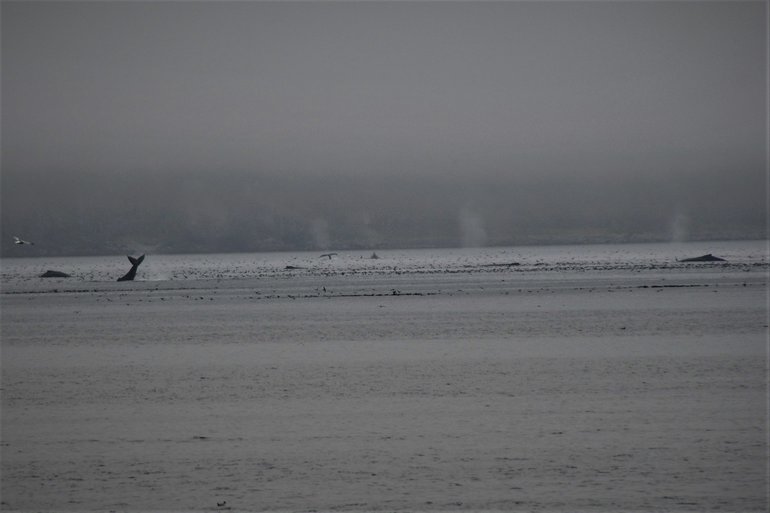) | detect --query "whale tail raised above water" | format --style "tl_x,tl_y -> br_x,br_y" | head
117,254 -> 145,281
